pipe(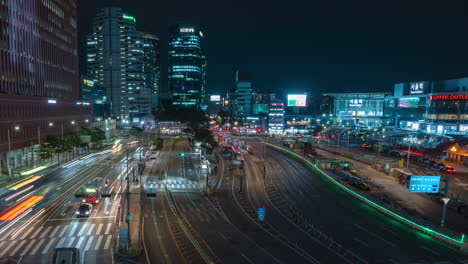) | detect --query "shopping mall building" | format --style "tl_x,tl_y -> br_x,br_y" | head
322,77 -> 468,134
385,78 -> 468,134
